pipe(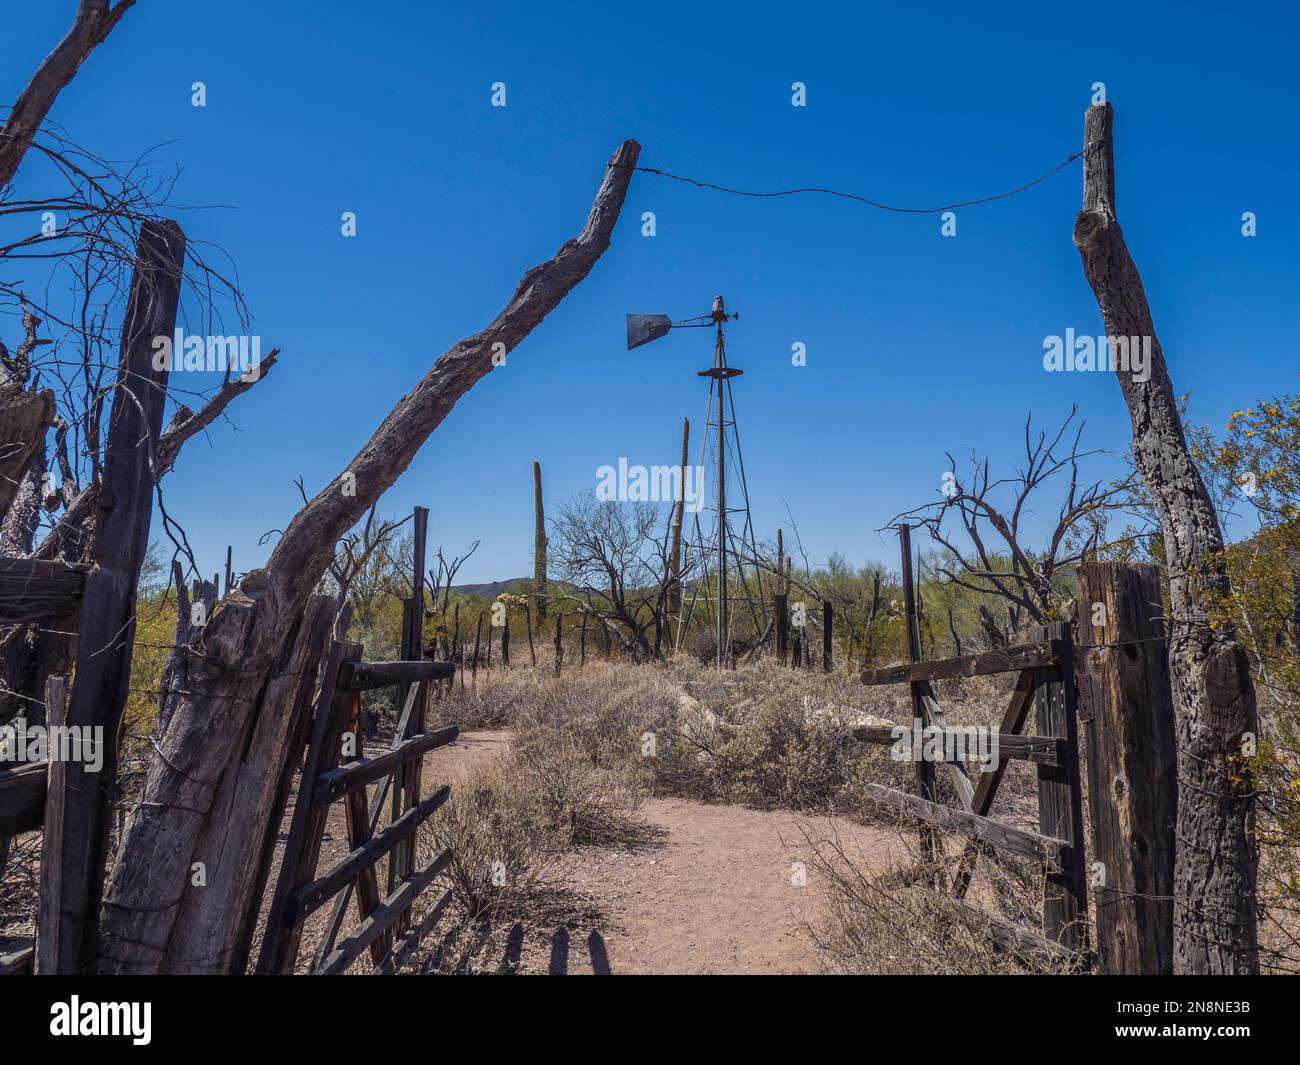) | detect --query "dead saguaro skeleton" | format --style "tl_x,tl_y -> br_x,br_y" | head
1072,103 -> 1258,974
97,138 -> 641,974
